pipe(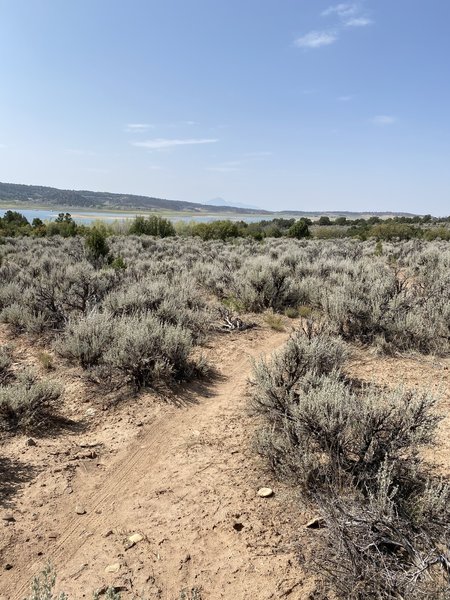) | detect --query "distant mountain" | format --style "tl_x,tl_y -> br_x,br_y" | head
0,181 -> 420,219
0,182 -> 269,215
204,197 -> 262,211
